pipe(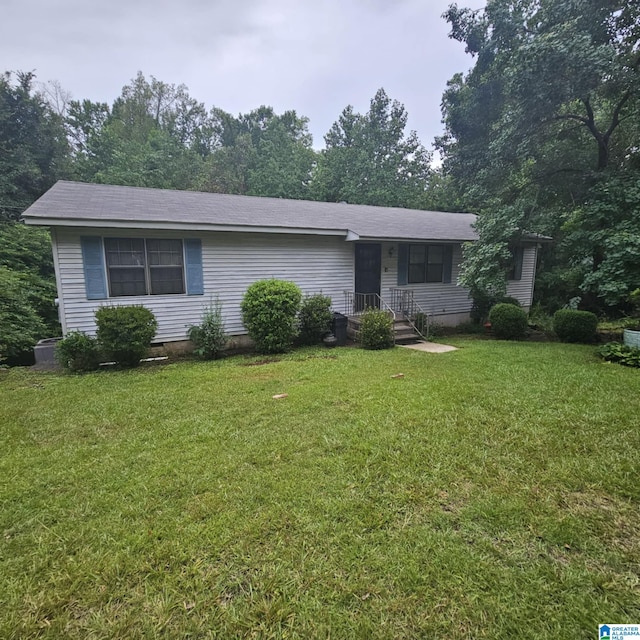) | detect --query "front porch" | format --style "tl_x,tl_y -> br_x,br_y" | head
341,289 -> 429,344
